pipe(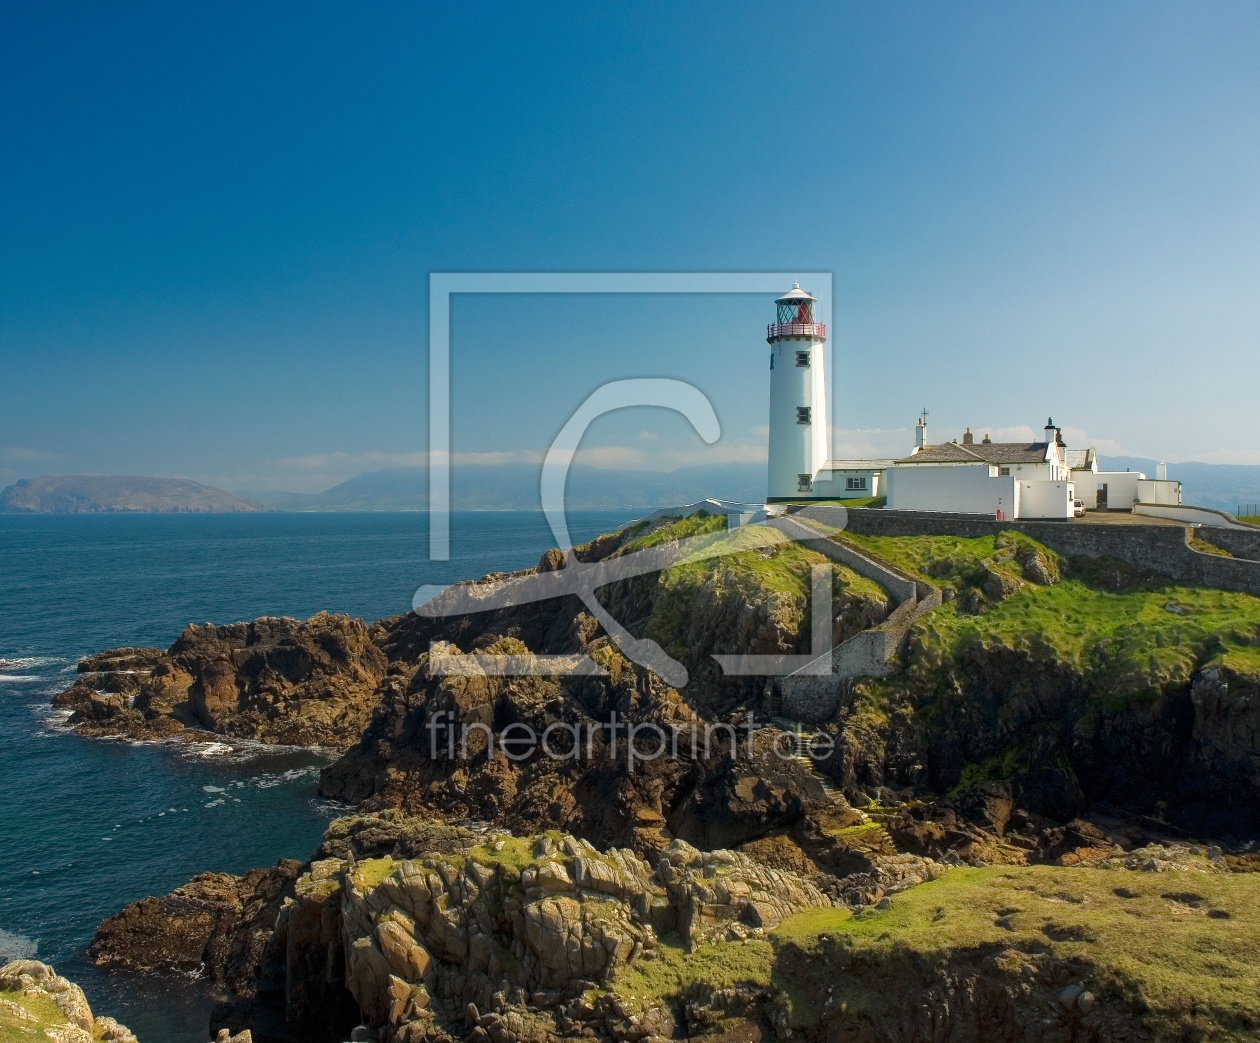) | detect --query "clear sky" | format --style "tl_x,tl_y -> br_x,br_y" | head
2,1 -> 1258,494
